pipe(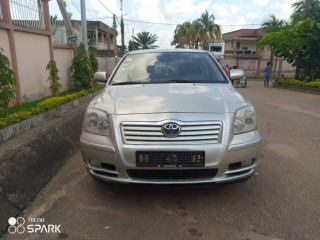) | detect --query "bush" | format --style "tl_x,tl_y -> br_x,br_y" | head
46,60 -> 61,96
0,48 -> 16,113
277,79 -> 320,89
6,111 -> 32,124
0,85 -> 103,130
70,44 -> 93,90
